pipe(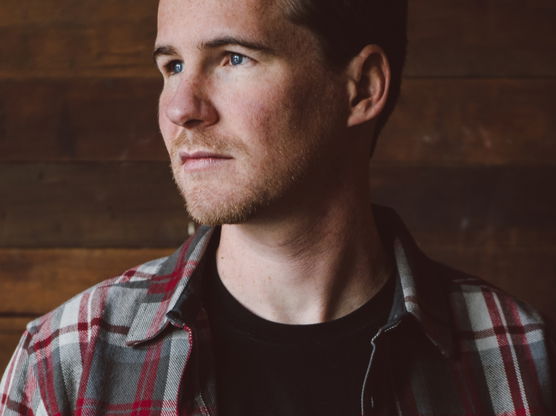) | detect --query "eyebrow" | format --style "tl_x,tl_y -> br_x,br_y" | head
153,36 -> 276,61
201,36 -> 275,55
153,45 -> 178,62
